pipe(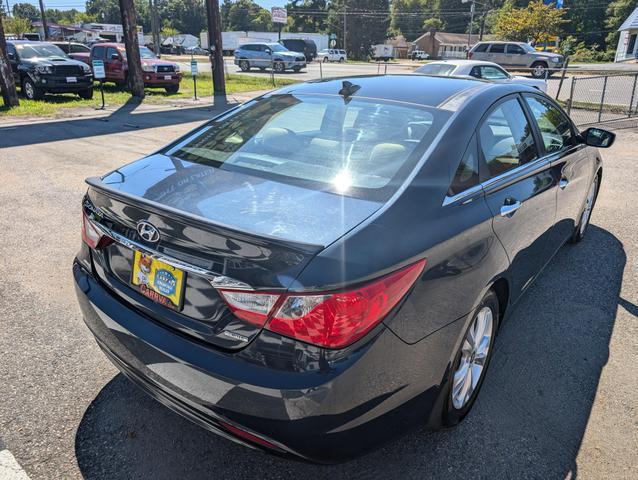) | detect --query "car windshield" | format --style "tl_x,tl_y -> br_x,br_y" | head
120,46 -> 157,59
15,43 -> 67,59
268,44 -> 288,52
164,93 -> 450,200
415,63 -> 457,76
